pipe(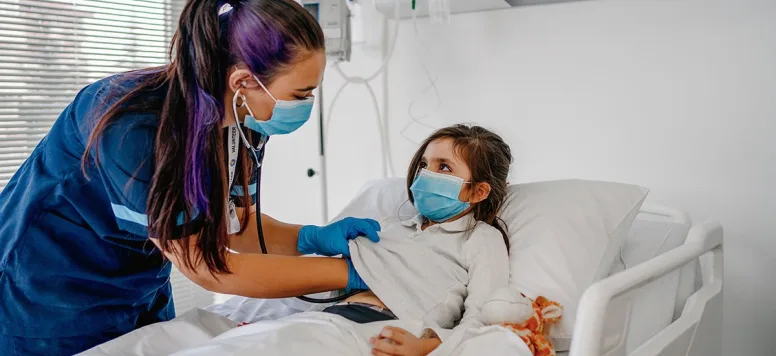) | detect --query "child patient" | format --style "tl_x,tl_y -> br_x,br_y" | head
321,124 -> 513,356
